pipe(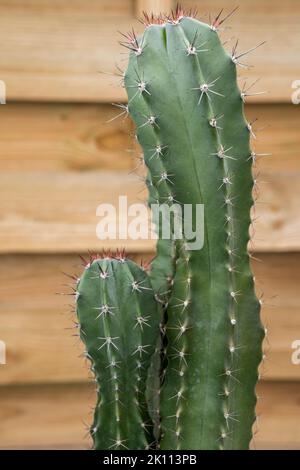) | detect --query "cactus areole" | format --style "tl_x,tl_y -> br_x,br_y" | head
75,8 -> 264,451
